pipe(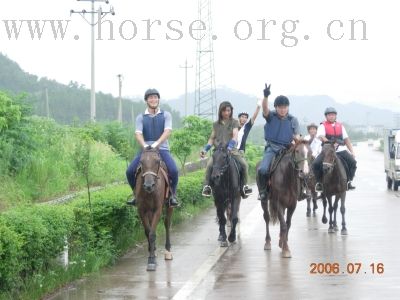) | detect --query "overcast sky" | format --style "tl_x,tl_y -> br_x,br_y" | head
1,0 -> 399,111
